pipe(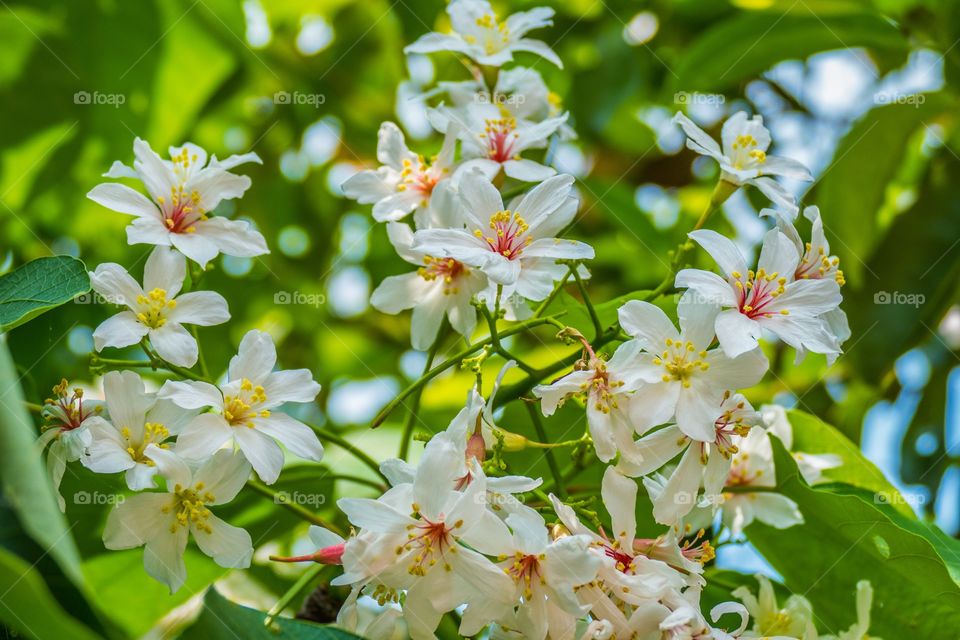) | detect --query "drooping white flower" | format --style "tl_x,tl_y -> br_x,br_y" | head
103,446 -> 253,593
342,122 -> 457,222
430,101 -> 567,182
90,247 -> 230,367
38,379 -> 104,511
81,371 -> 197,490
370,219 -> 487,350
87,139 -> 268,267
533,338 -> 648,472
820,581 -> 880,640
771,205 -> 850,364
732,574 -> 817,639
676,228 -> 843,361
634,393 -> 761,525
158,330 -> 323,484
483,510 -> 601,640
336,432 -> 516,640
617,294 -> 768,441
405,0 -> 562,68
672,111 -> 812,216
412,171 -> 593,287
